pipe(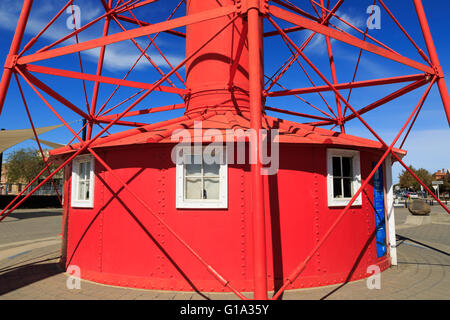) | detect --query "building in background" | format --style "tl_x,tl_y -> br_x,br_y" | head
434,168 -> 450,180
0,163 -> 63,196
